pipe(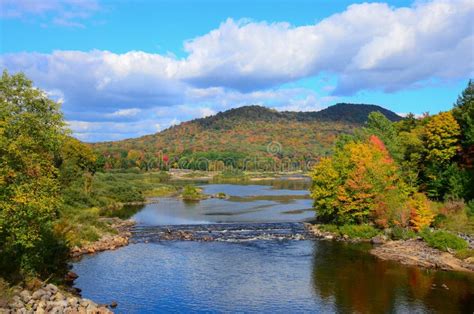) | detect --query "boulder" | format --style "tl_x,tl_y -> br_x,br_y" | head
371,235 -> 387,245
19,290 -> 31,303
45,284 -> 58,294
31,290 -> 46,300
